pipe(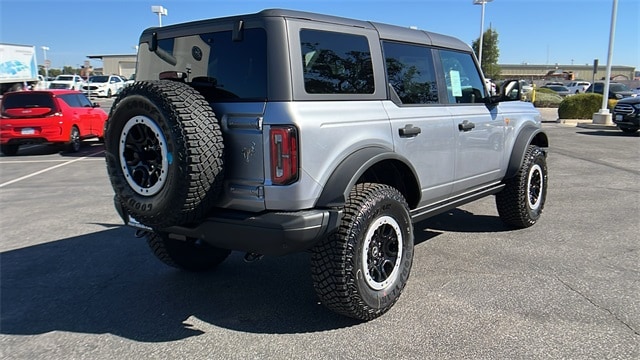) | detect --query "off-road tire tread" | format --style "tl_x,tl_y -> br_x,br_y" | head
105,80 -> 224,228
496,145 -> 547,228
310,183 -> 411,320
